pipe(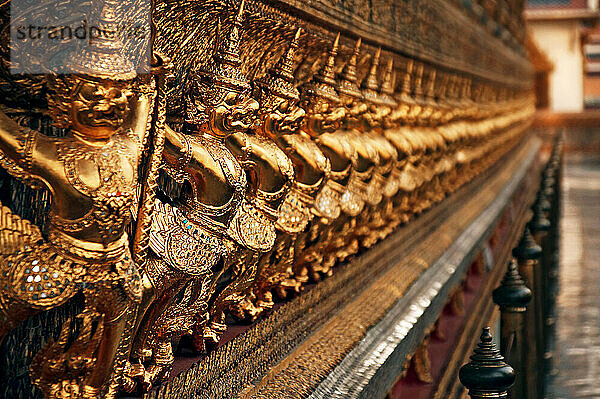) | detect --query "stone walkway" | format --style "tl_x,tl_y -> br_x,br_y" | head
549,154 -> 600,398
